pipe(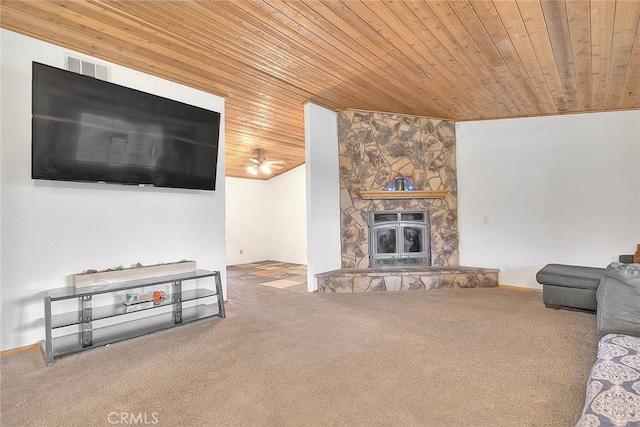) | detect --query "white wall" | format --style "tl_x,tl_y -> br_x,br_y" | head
457,111 -> 640,288
0,30 -> 227,351
225,177 -> 270,264
266,164 -> 307,265
225,164 -> 307,266
305,103 -> 341,291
